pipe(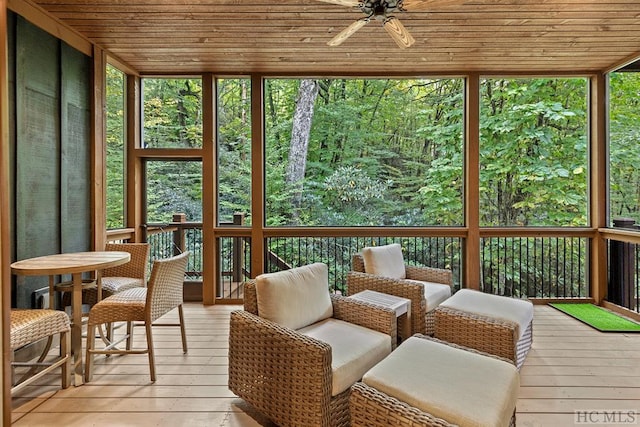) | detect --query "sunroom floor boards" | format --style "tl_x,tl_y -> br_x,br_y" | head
11,303 -> 640,426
